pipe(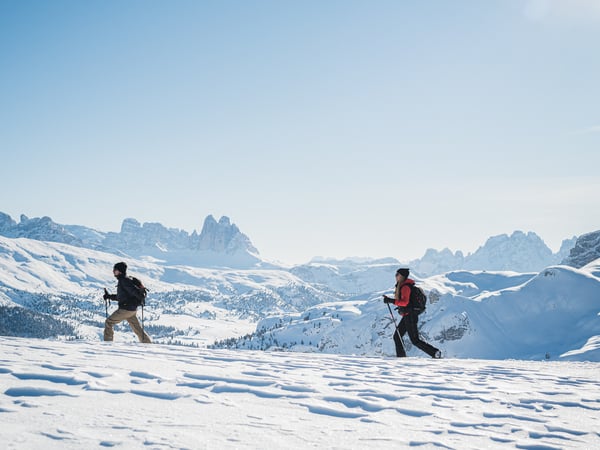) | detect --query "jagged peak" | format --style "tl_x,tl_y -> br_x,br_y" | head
0,212 -> 16,229
562,230 -> 600,269
203,215 -> 217,226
